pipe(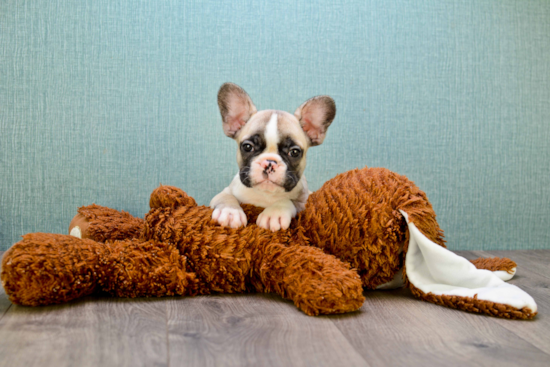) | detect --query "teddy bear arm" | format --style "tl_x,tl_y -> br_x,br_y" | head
149,185 -> 197,209
67,185 -> 197,243
253,243 -> 365,316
